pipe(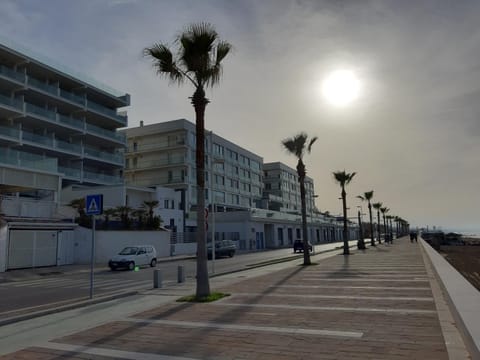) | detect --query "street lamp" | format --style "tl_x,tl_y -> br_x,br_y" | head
310,193 -> 319,250
209,131 -> 225,274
